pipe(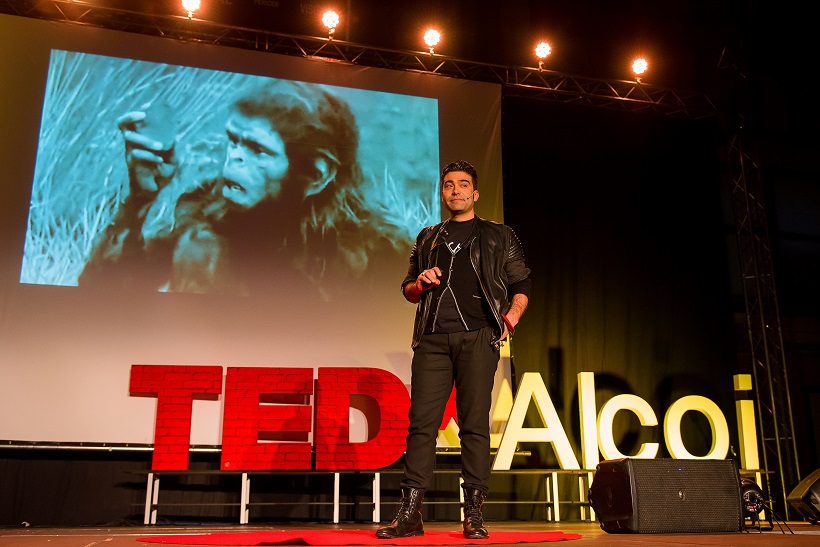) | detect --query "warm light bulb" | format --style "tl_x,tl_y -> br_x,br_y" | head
322,10 -> 340,33
181,0 -> 200,17
424,29 -> 441,49
535,42 -> 551,59
632,57 -> 648,76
